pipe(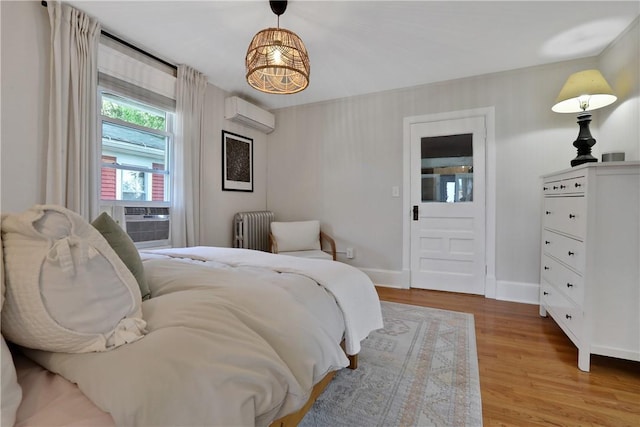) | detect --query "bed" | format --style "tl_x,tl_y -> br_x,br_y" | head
1,205 -> 383,427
